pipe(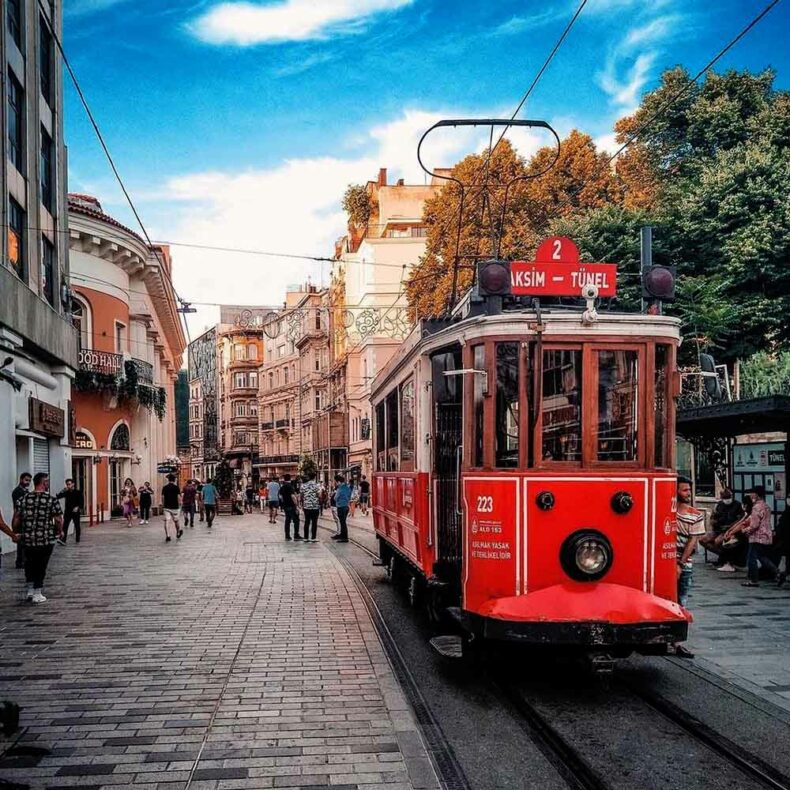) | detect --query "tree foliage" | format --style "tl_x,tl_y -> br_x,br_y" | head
214,460 -> 234,498
342,184 -> 374,229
